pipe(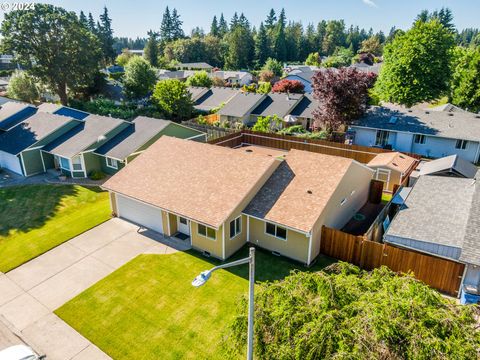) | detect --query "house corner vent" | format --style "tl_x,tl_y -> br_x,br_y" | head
272,251 -> 281,257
